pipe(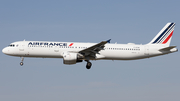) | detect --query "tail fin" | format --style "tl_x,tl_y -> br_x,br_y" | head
148,22 -> 175,46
